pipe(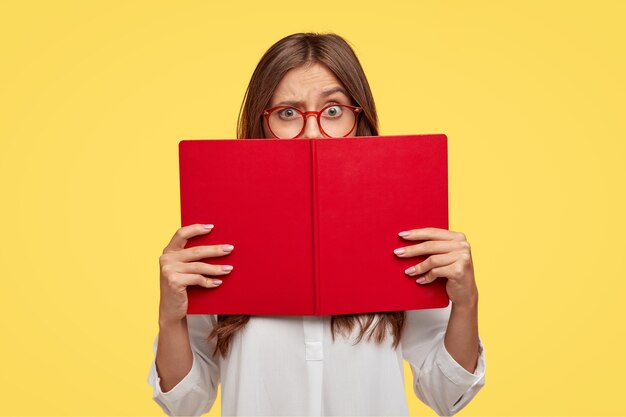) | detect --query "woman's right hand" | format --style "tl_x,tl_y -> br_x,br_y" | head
158,223 -> 234,327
